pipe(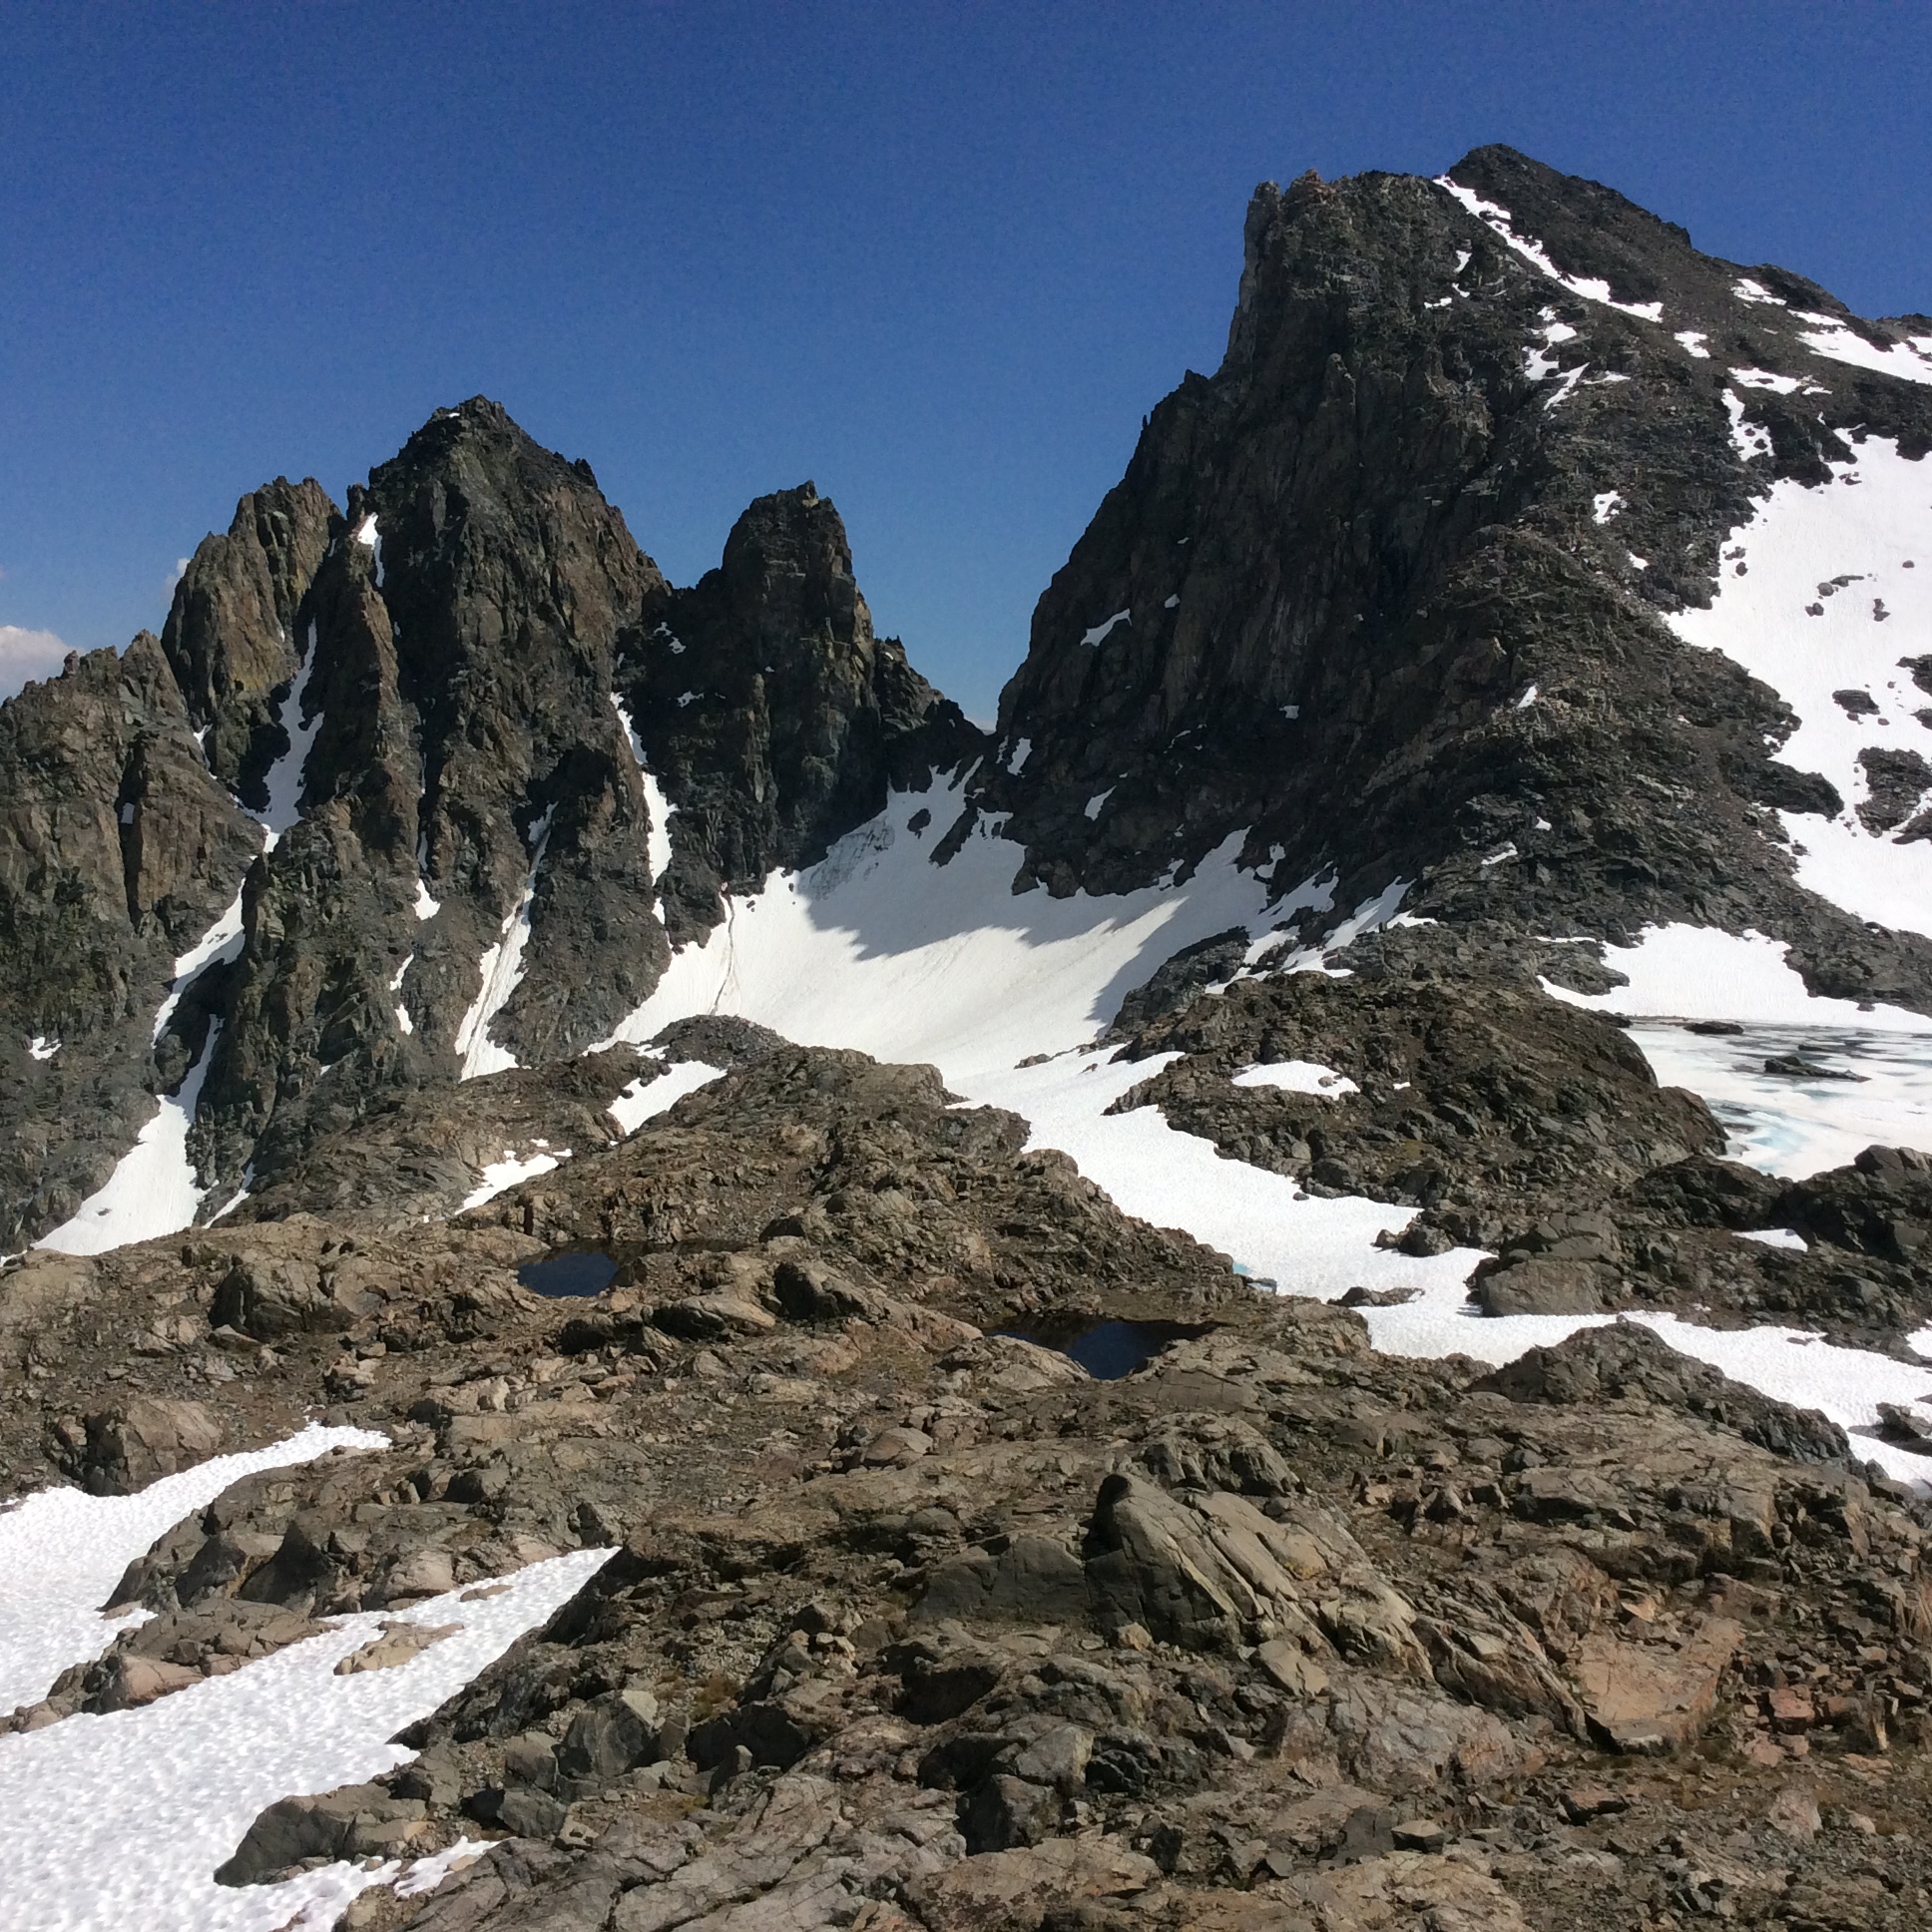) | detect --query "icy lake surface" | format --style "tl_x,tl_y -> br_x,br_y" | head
1631,1022 -> 1932,1179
